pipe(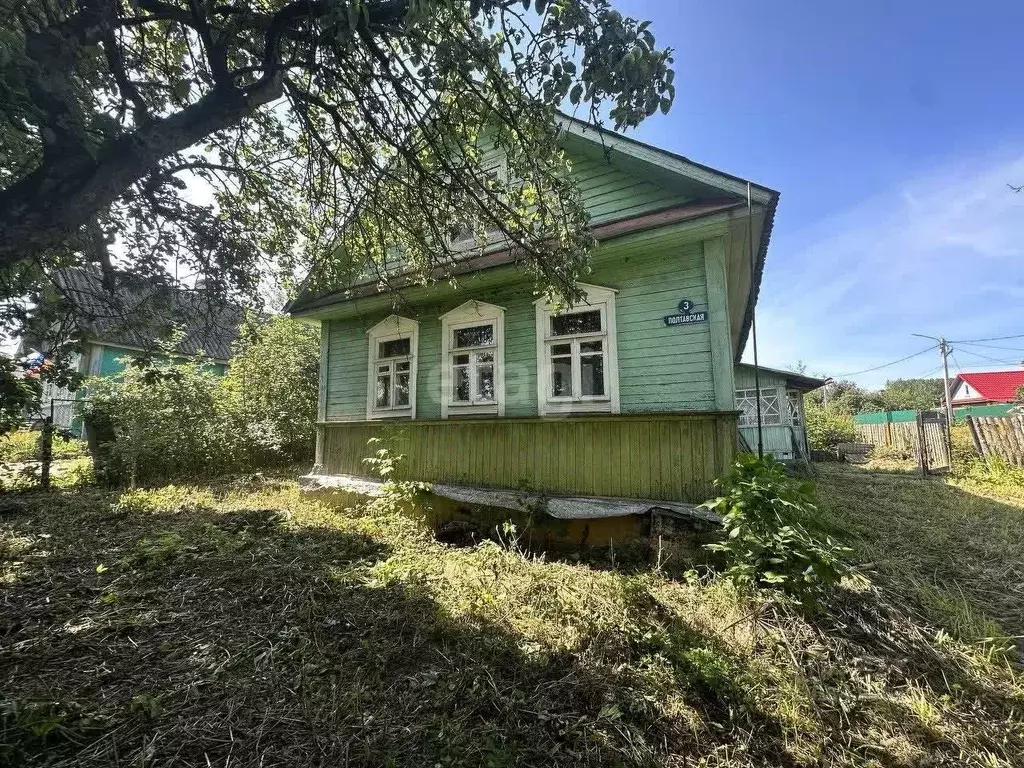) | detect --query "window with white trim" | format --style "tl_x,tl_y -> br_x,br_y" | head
450,156 -> 508,248
440,301 -> 505,417
535,284 -> 619,415
366,315 -> 419,419
736,388 -> 783,427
